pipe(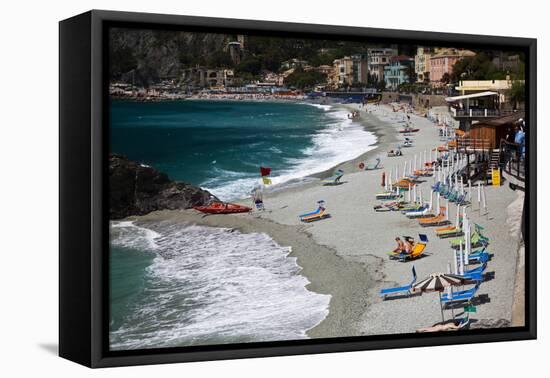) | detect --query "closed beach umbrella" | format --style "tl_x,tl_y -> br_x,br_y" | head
412,273 -> 466,322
